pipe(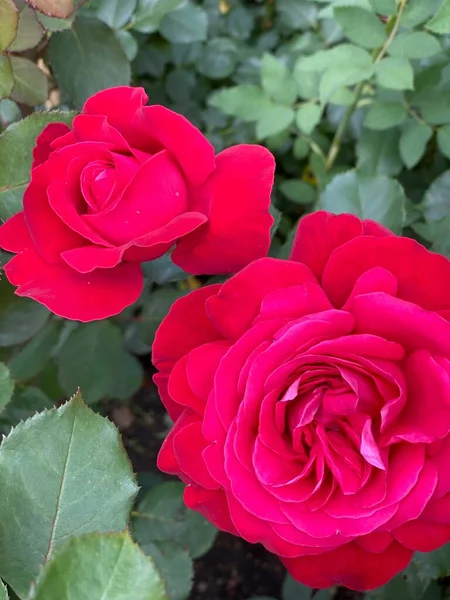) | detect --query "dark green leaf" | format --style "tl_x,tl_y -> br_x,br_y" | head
57,321 -> 125,404
96,0 -> 137,28
388,32 -> 441,59
334,6 -> 387,49
260,53 -> 297,106
226,5 -> 253,40
0,394 -> 139,597
276,0 -> 318,31
30,532 -> 167,600
297,44 -> 372,72
0,386 -> 53,431
0,0 -> 18,51
141,541 -> 191,600
256,105 -> 295,139
197,37 -> 238,79
160,4 -> 207,44
109,351 -> 143,401
423,170 -> 450,220
369,0 -> 396,13
9,320 -> 59,381
282,574 -> 312,600
8,5 -> 44,52
209,85 -> 271,121
427,0 -> 450,34
279,180 -> 316,204
364,101 -> 407,130
0,56 -> 13,99
132,0 -> 184,33
437,125 -> 450,158
115,29 -> 138,61
321,171 -> 405,233
357,129 -> 403,176
10,57 -> 48,106
375,57 -> 414,91
47,16 -> 130,108
142,254 -> 188,285
399,122 -> 433,168
0,363 -> 14,413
